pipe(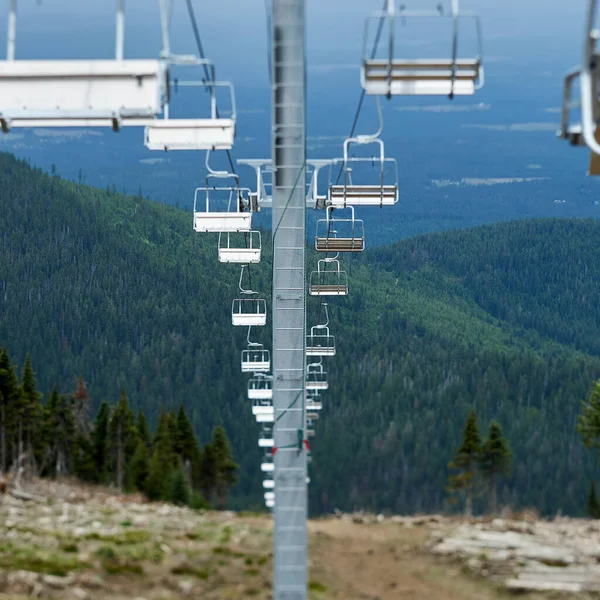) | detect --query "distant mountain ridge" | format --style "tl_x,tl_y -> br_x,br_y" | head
0,151 -> 598,515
